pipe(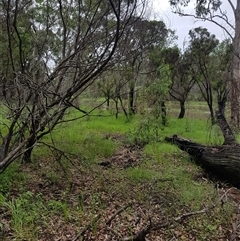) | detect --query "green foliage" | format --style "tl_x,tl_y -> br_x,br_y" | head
126,167 -> 161,182
127,117 -> 163,146
0,164 -> 28,194
33,114 -> 131,164
189,27 -> 219,58
47,200 -> 70,221
170,0 -> 222,17
143,142 -> 214,208
0,108 -> 236,240
0,191 -> 46,239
